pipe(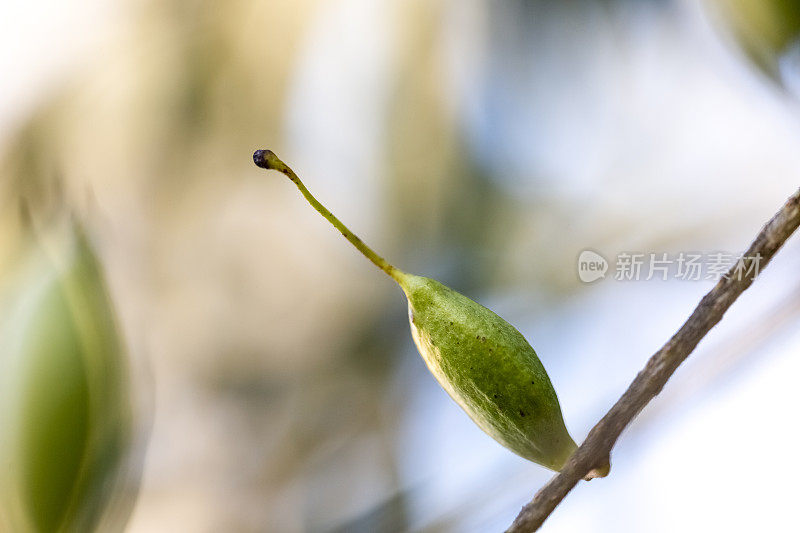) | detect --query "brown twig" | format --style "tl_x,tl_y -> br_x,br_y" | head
506,188 -> 800,533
